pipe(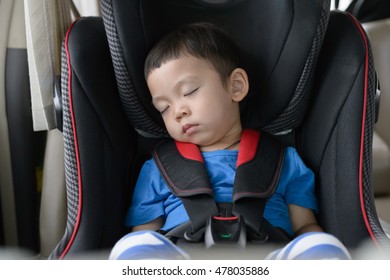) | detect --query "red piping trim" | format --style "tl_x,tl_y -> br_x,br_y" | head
212,216 -> 239,221
60,19 -> 83,259
349,14 -> 379,247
